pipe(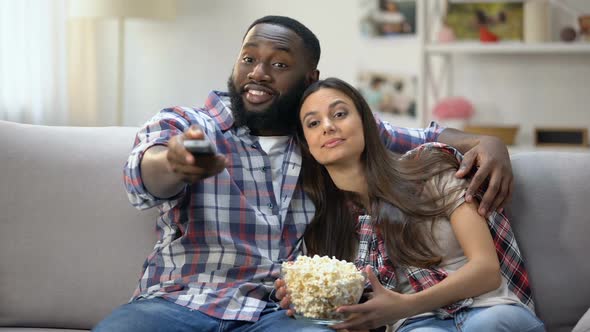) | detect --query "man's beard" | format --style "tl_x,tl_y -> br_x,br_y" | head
227,75 -> 308,135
